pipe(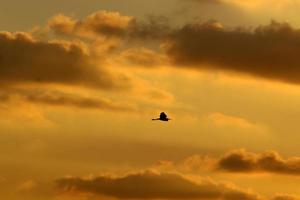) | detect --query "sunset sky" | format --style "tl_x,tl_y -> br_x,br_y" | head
2,0 -> 300,200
